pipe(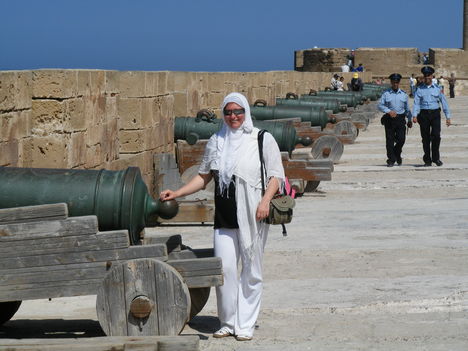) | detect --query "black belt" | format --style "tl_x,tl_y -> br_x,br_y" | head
420,108 -> 441,113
